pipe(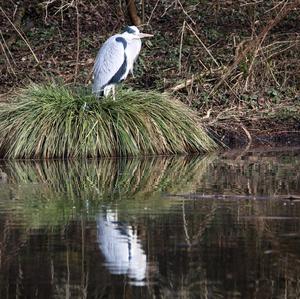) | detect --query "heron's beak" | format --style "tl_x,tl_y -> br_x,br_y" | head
137,32 -> 154,38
